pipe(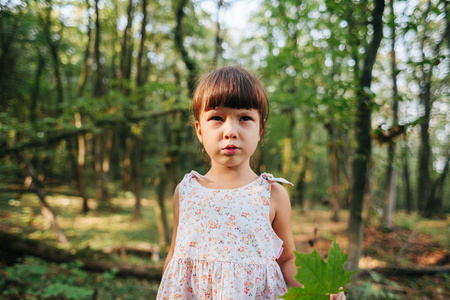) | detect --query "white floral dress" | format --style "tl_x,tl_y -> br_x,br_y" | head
157,171 -> 293,299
